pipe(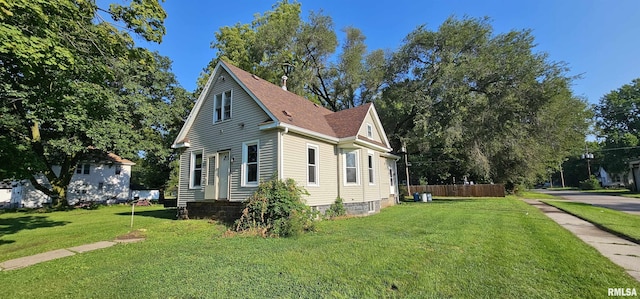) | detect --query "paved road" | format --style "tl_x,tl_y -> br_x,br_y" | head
535,189 -> 640,215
